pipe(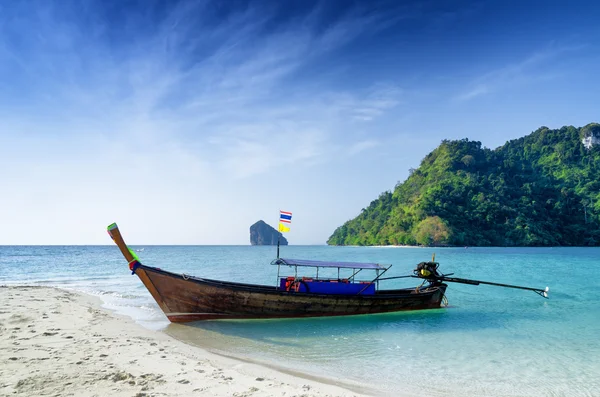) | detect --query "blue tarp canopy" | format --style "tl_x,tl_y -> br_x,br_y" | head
272,258 -> 390,270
